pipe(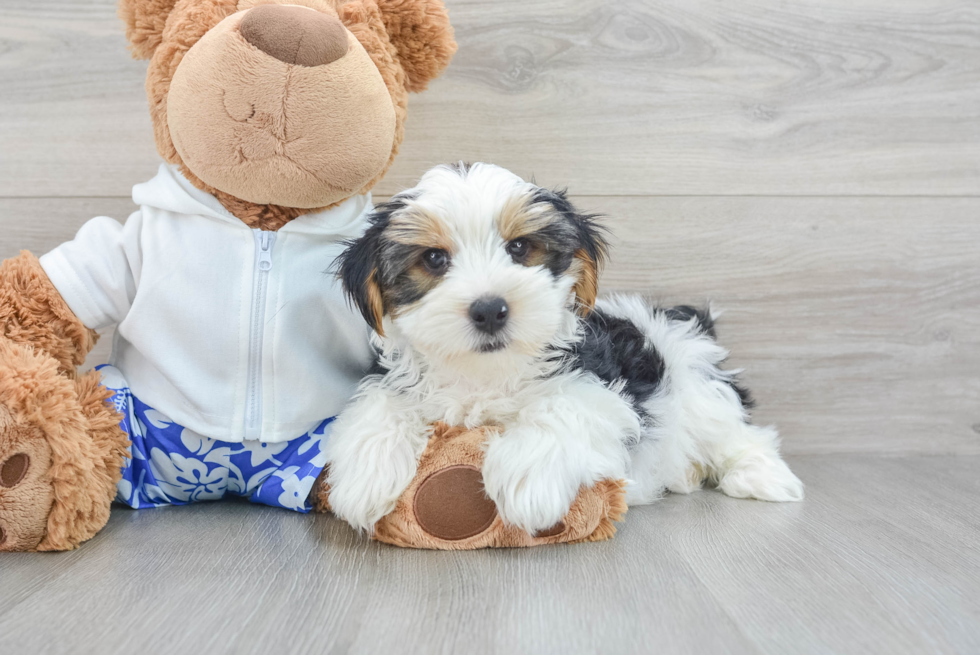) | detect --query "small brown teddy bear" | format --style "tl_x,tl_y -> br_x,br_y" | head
0,0 -> 625,552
